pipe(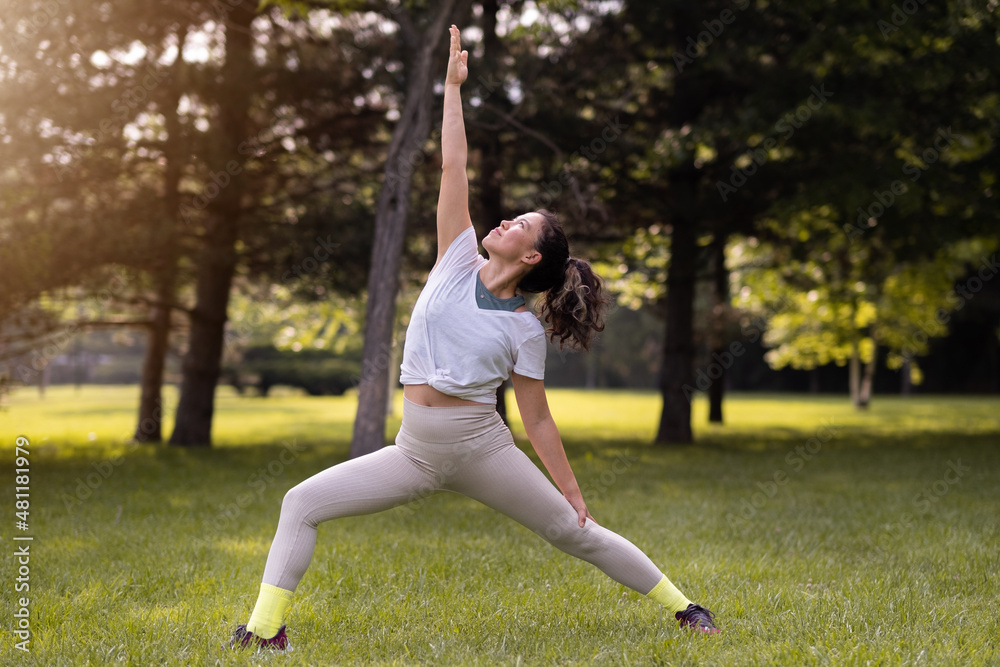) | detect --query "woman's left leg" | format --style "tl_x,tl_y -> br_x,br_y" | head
446,440 -> 691,611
